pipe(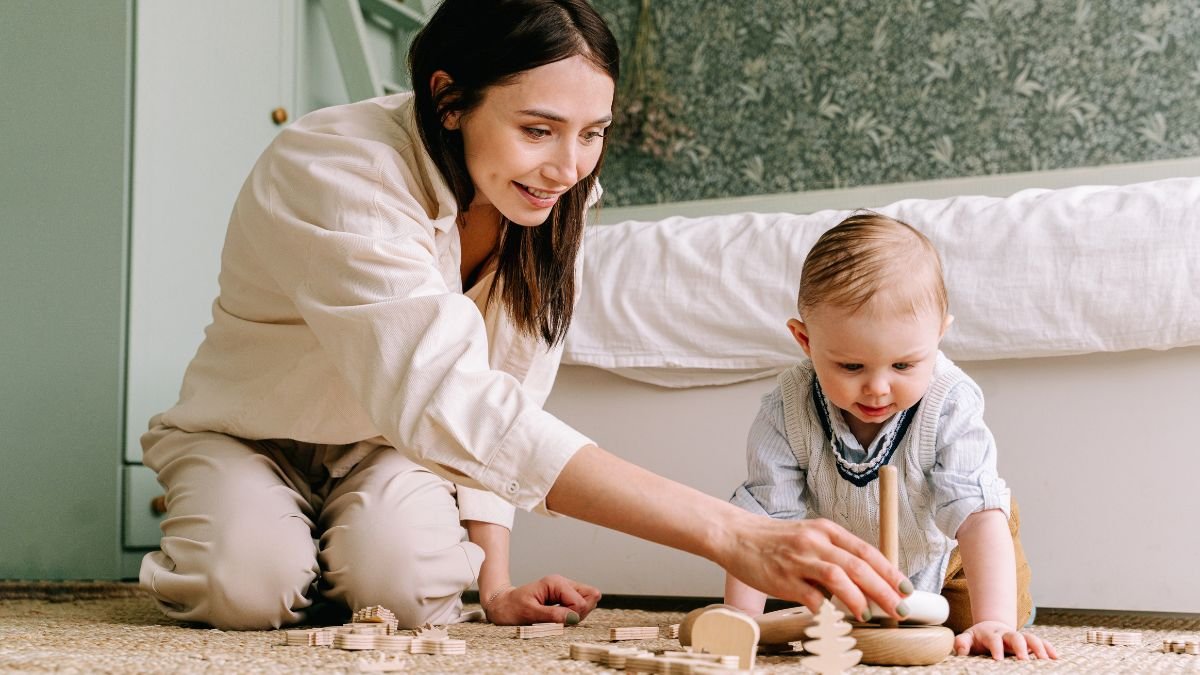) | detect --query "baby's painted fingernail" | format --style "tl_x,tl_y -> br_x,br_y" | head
896,600 -> 910,617
899,579 -> 914,595
565,611 -> 581,626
